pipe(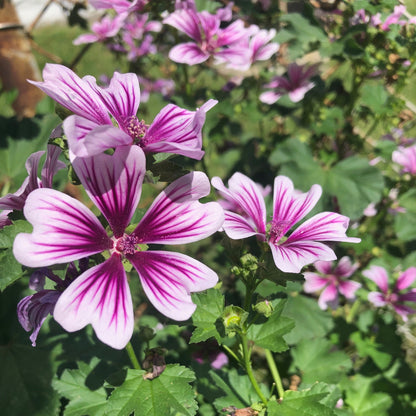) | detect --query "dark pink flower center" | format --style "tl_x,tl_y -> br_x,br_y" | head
124,115 -> 147,144
114,234 -> 139,255
386,292 -> 399,304
268,219 -> 291,244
